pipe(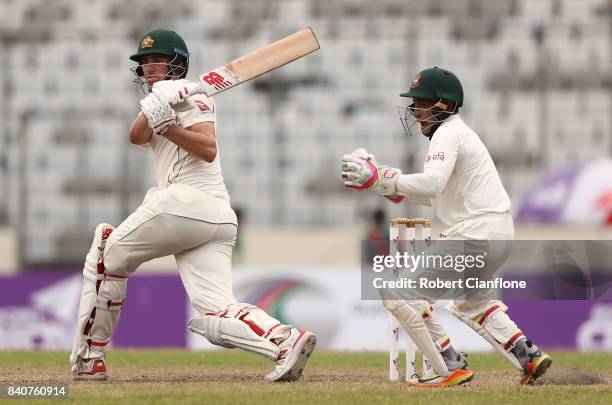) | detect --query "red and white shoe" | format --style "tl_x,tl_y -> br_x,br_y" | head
72,358 -> 108,381
407,368 -> 474,388
265,328 -> 316,382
